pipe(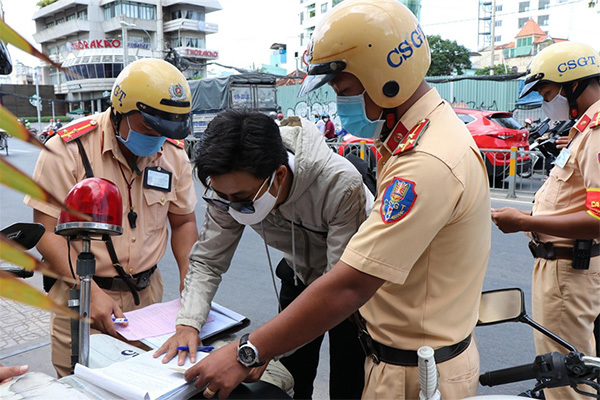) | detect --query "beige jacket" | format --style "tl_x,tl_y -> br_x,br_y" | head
177,119 -> 372,330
